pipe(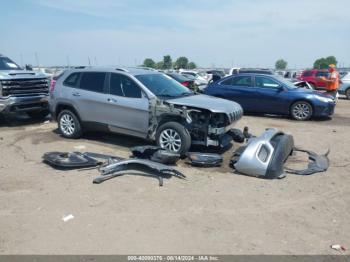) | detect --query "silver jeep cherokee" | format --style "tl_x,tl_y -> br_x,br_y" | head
50,67 -> 243,154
